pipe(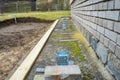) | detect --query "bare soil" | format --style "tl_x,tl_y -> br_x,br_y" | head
0,22 -> 51,80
